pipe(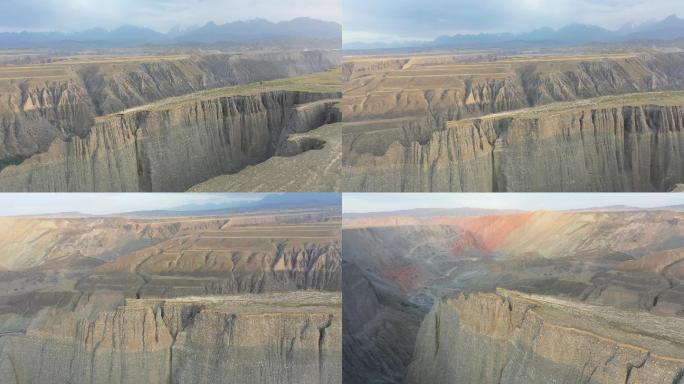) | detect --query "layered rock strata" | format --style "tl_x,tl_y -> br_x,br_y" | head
189,100 -> 342,192
344,95 -> 684,191
342,53 -> 684,122
0,90 -> 340,191
342,209 -> 684,383
342,52 -> 684,192
407,290 -> 684,384
0,214 -> 342,337
0,50 -> 339,166
0,292 -> 342,384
